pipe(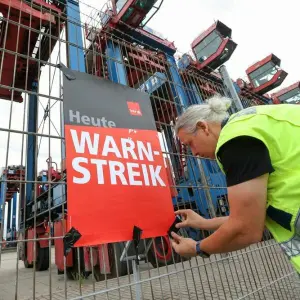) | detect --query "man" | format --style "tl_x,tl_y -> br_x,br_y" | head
170,95 -> 300,275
